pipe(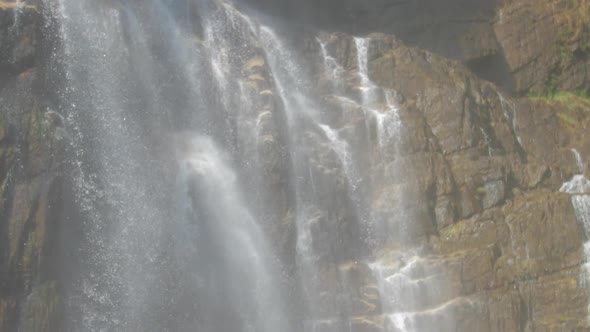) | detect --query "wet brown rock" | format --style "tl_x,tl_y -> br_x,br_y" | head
339,262 -> 382,316
20,282 -> 62,332
0,4 -> 64,331
0,2 -> 38,74
494,0 -> 590,94
306,30 -> 590,330
528,269 -> 589,331
350,316 -> 384,332
504,191 -> 583,277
